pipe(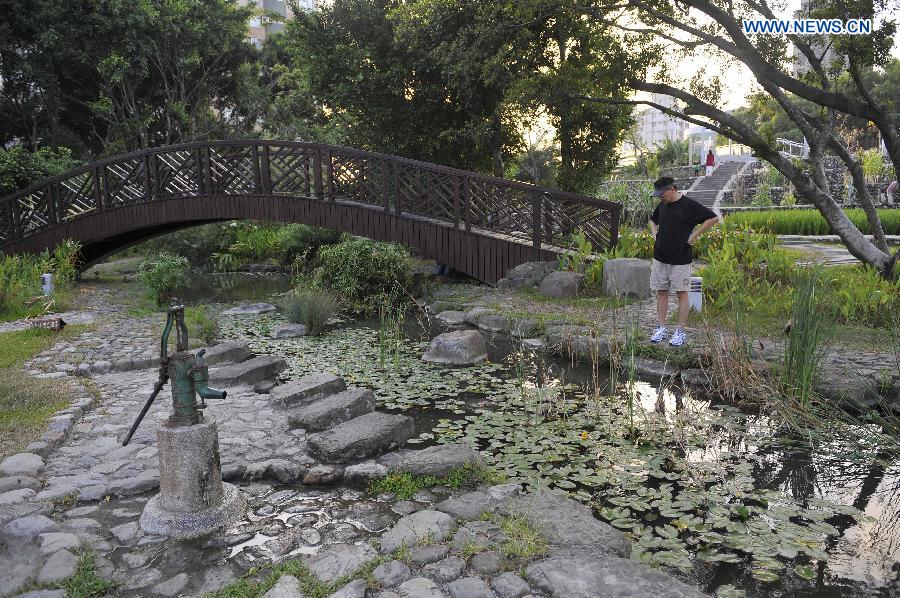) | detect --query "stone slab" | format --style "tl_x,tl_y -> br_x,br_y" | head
210,355 -> 287,387
287,388 -> 376,431
270,373 -> 347,409
202,341 -> 252,365
379,444 -> 483,477
380,510 -> 455,554
302,543 -> 377,584
307,412 -> 415,464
